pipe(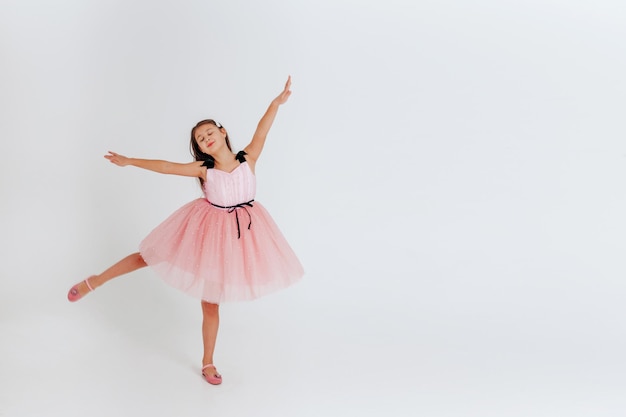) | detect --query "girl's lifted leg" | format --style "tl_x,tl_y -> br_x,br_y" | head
67,252 -> 147,302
